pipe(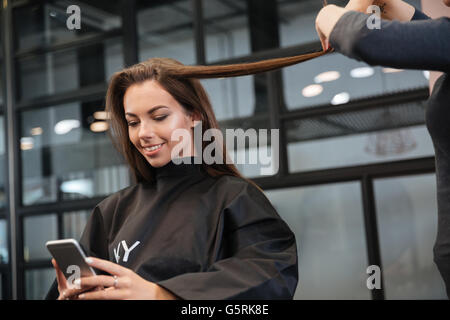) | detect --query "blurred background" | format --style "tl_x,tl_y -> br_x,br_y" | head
0,0 -> 447,299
